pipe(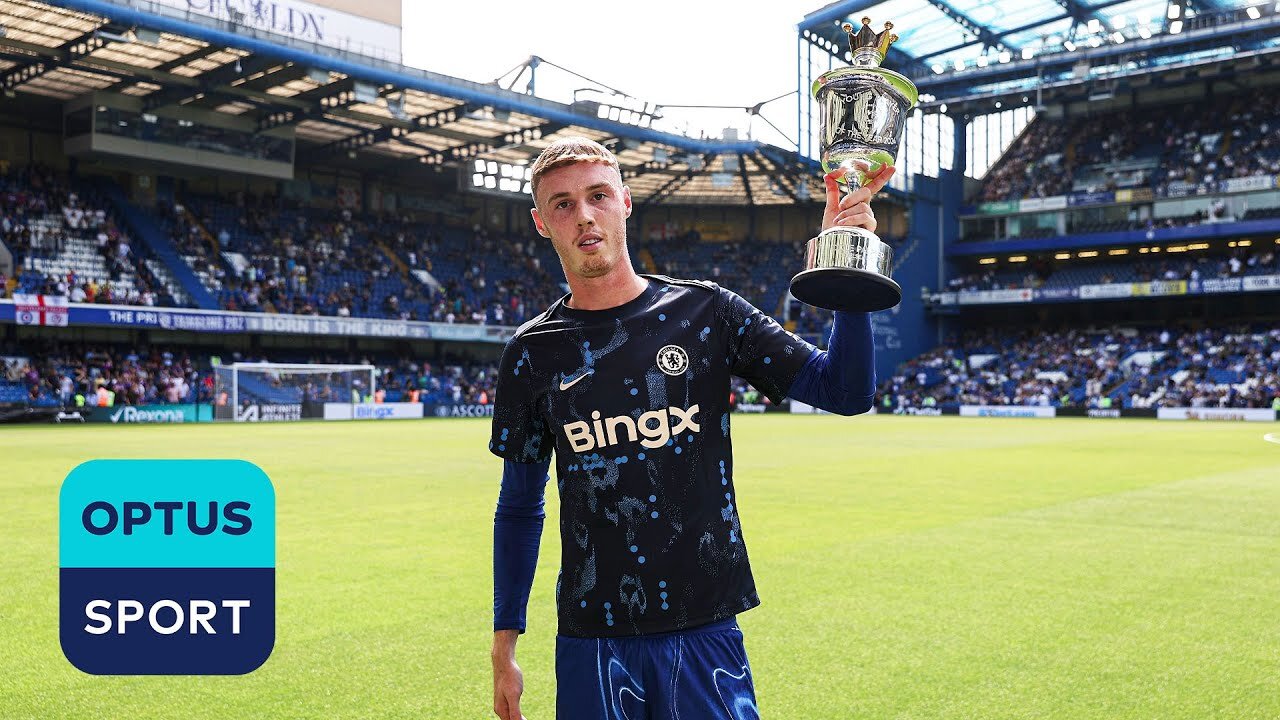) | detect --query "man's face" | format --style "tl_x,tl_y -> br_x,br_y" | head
531,161 -> 632,279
